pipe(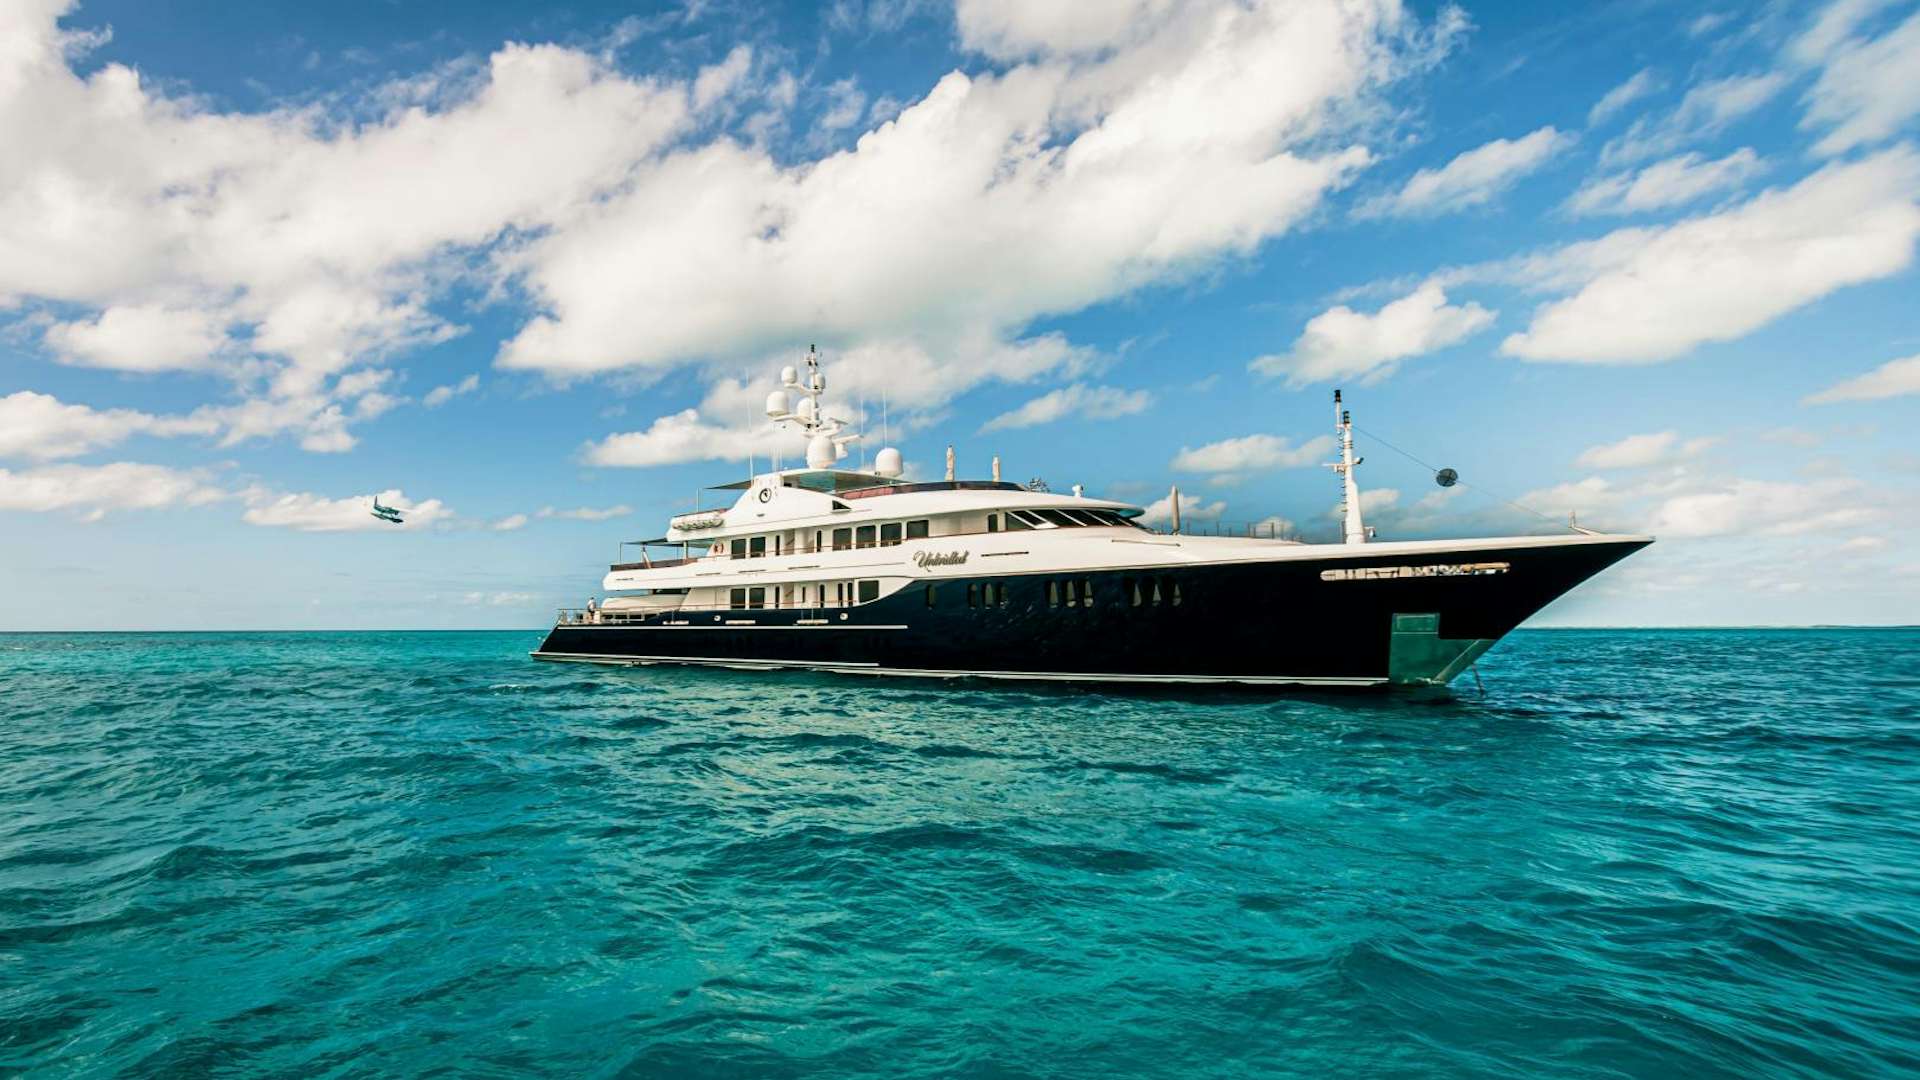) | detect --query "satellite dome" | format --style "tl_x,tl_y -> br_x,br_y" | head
795,397 -> 816,422
806,434 -> 835,470
764,390 -> 790,418
781,365 -> 797,386
874,447 -> 903,478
